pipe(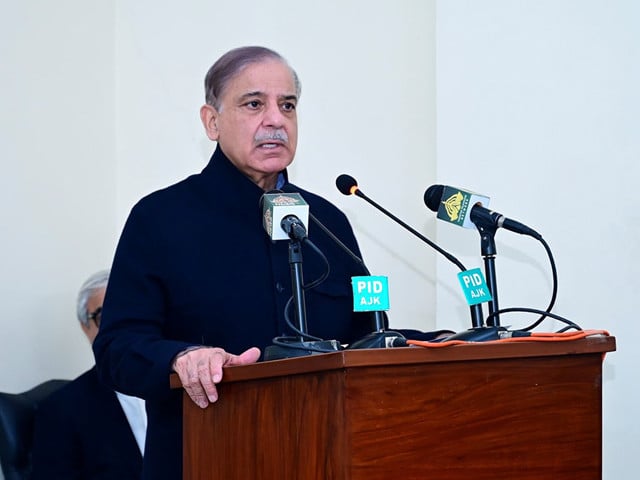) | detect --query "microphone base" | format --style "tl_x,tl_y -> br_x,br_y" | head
443,326 -> 501,342
264,338 -> 342,361
347,330 -> 407,349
